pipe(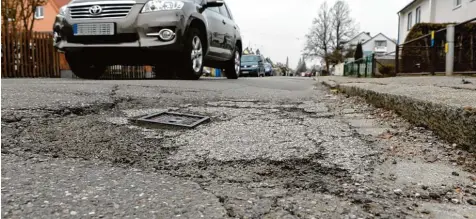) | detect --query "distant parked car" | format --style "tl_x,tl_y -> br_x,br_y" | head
240,55 -> 265,77
264,63 -> 273,76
